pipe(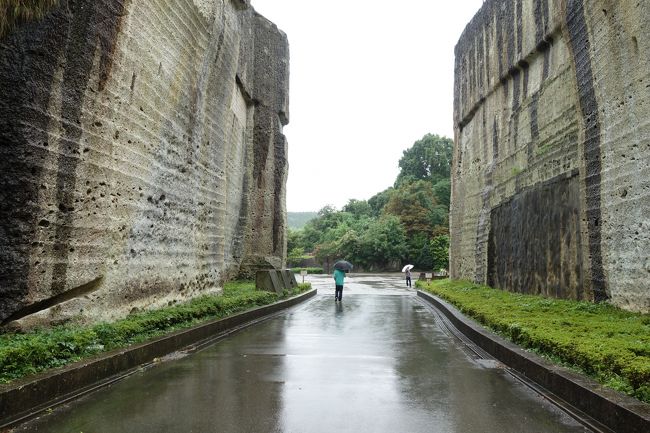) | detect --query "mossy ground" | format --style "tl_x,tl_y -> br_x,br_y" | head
418,279 -> 650,403
0,282 -> 311,384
